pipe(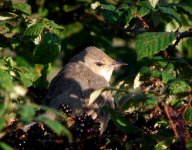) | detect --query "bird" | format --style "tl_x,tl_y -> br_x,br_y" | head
44,46 -> 127,133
